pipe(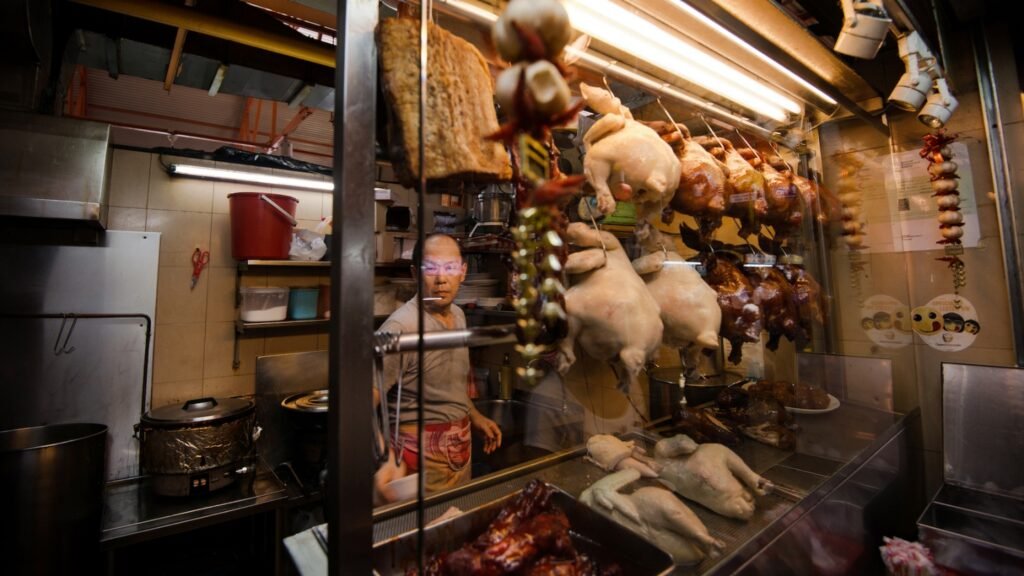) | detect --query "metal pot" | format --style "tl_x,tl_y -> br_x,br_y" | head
647,368 -> 747,417
138,397 -> 257,497
473,185 -> 512,225
281,389 -> 328,472
1,423 -> 107,575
